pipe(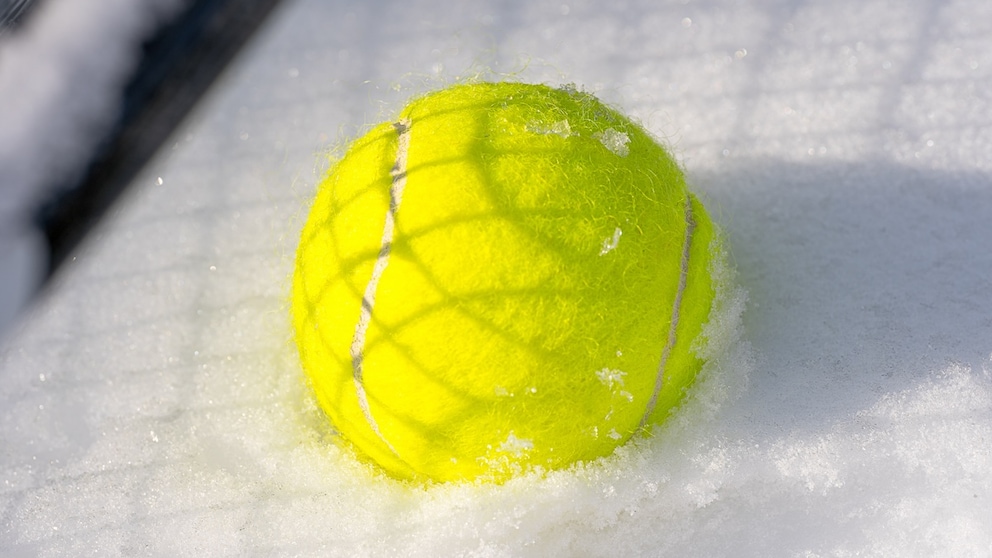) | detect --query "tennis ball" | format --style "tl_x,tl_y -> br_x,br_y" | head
292,82 -> 718,483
